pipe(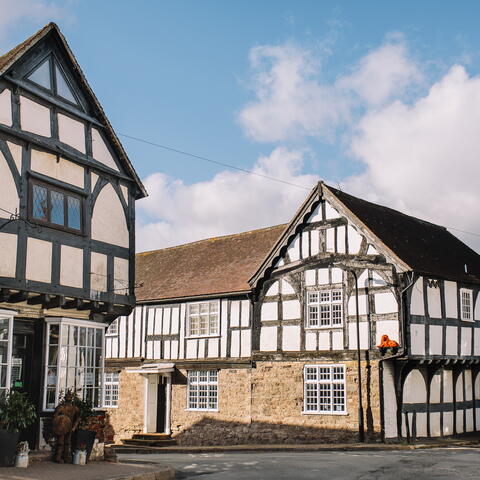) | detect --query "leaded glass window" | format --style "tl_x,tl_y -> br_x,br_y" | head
32,185 -> 48,221
304,365 -> 346,414
187,370 -> 218,410
187,301 -> 219,337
